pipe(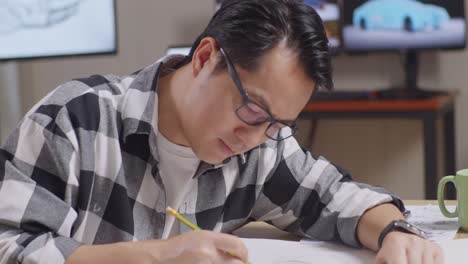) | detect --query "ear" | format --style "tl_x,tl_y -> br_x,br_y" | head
191,37 -> 220,78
